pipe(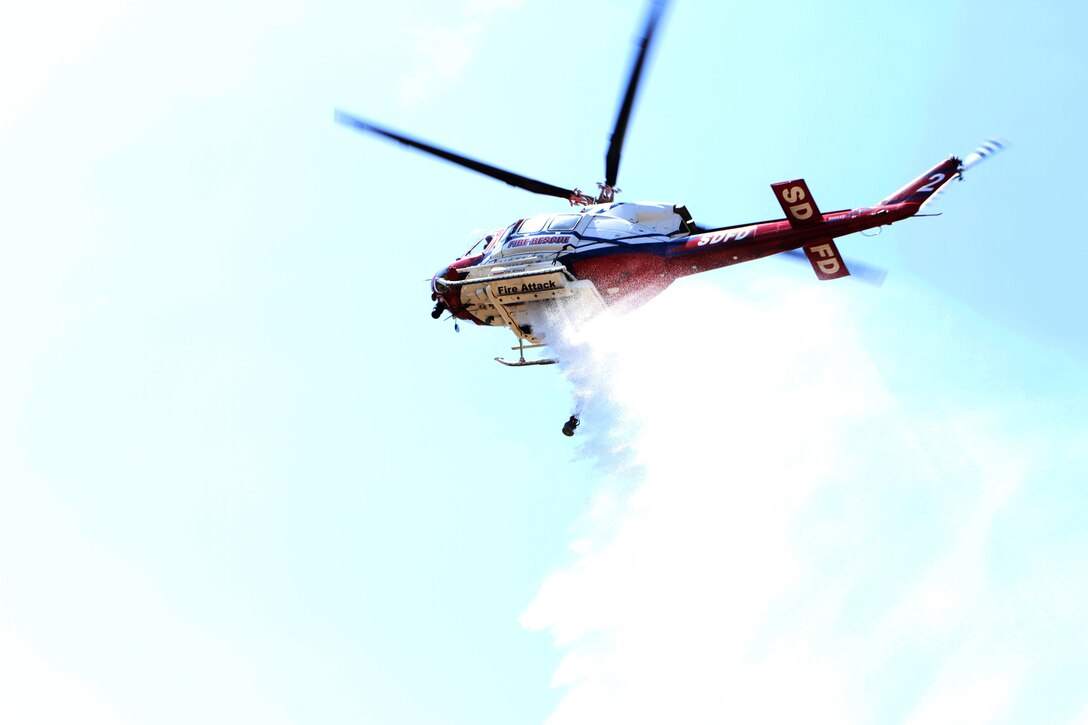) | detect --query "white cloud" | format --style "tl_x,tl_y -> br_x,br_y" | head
522,279 -> 1088,724
396,0 -> 523,108
0,0 -> 126,128
0,0 -> 304,154
0,464 -> 293,725
0,618 -> 122,725
904,663 -> 1024,725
